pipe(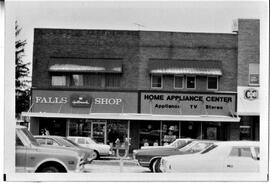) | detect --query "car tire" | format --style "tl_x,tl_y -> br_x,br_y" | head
92,150 -> 100,160
152,158 -> 161,173
40,166 -> 60,173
